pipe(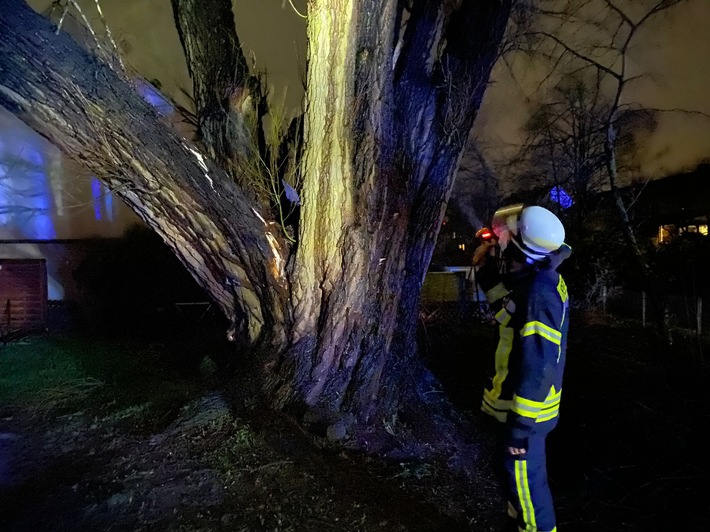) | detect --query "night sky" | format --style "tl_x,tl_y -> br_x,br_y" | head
26,0 -> 710,181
